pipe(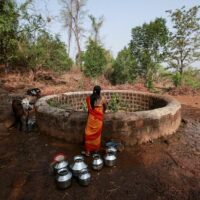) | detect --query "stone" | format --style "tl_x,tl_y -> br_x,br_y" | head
35,90 -> 181,147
